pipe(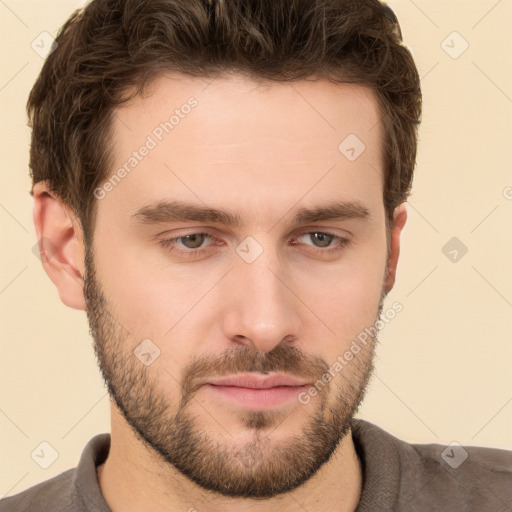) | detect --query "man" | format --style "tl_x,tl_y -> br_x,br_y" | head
1,0 -> 510,511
